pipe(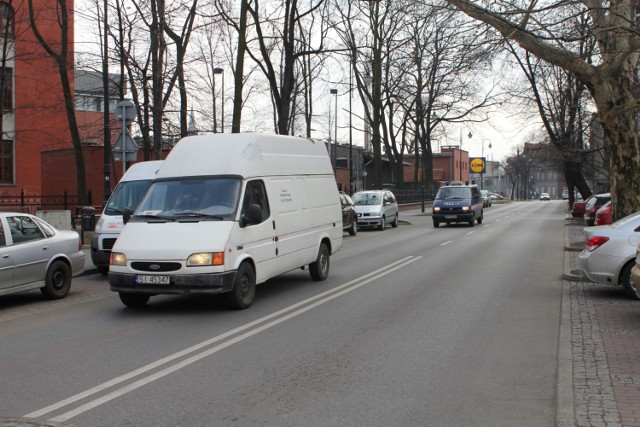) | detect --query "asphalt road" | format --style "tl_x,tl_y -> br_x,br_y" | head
0,200 -> 566,426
